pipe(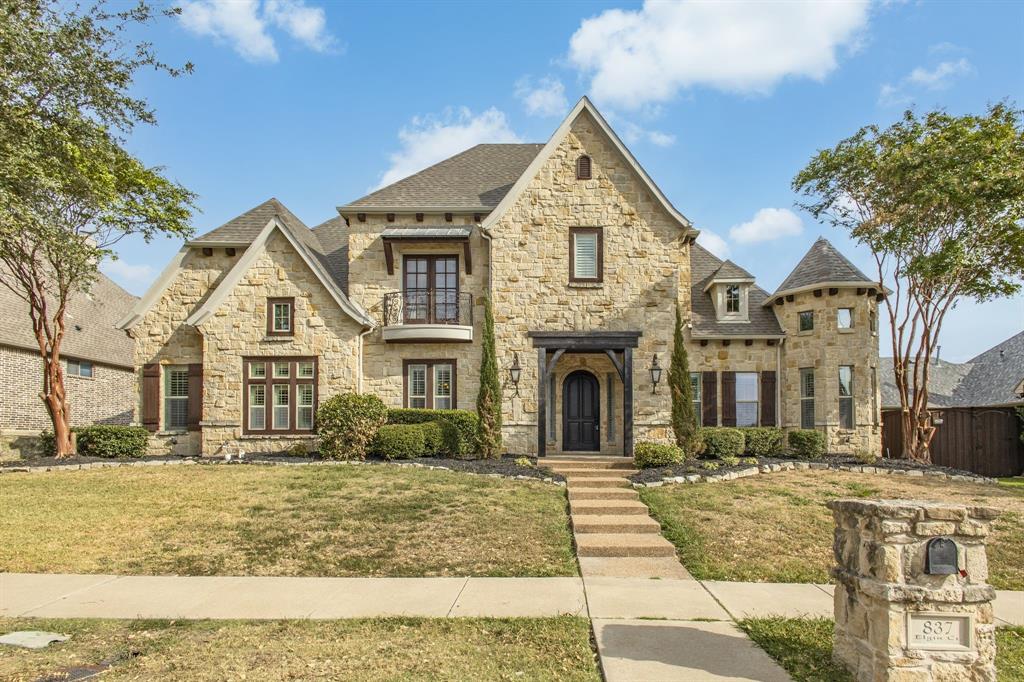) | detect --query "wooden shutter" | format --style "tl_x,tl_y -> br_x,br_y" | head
142,363 -> 160,432
721,371 -> 737,427
701,371 -> 717,426
760,371 -> 777,426
187,363 -> 203,431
